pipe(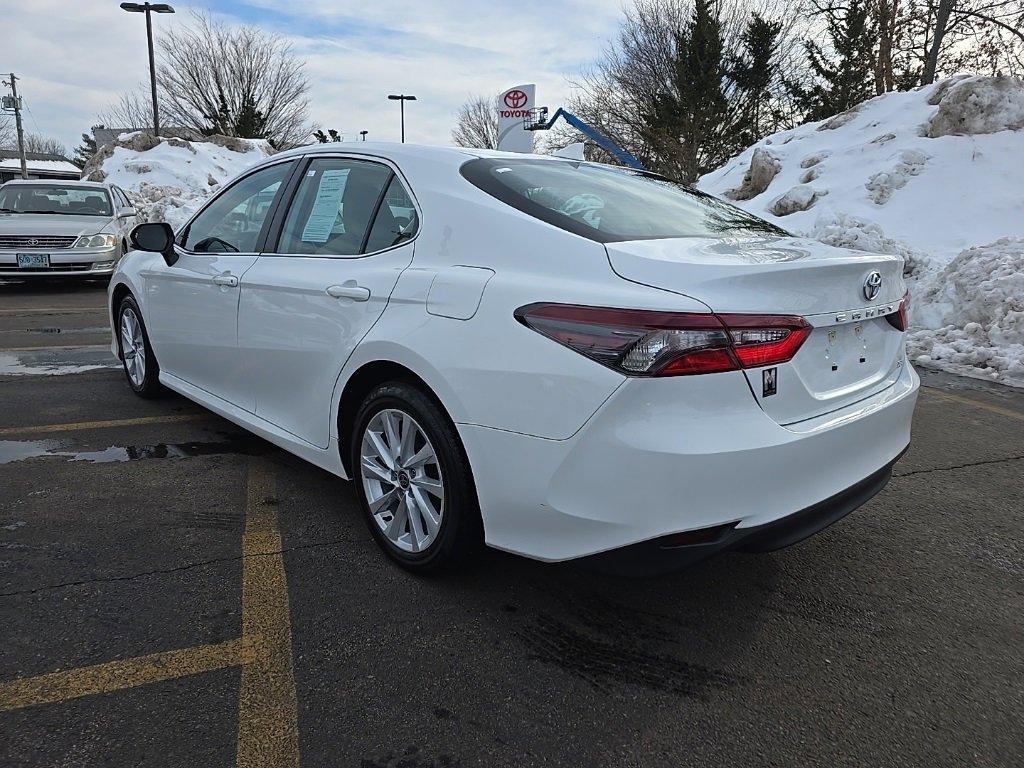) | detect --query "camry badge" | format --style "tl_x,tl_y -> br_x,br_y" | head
863,271 -> 882,301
